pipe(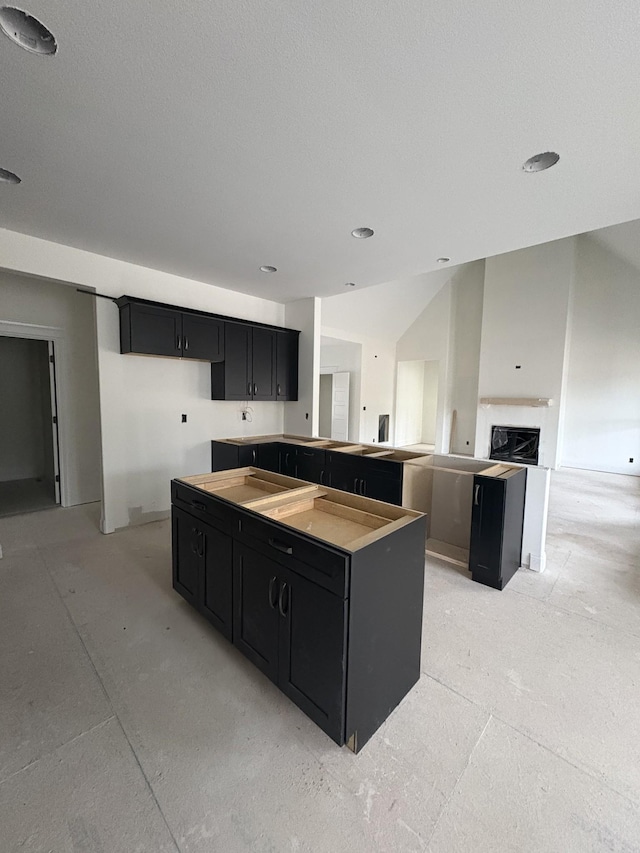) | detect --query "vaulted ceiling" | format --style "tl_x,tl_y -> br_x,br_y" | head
1,1 -> 640,301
